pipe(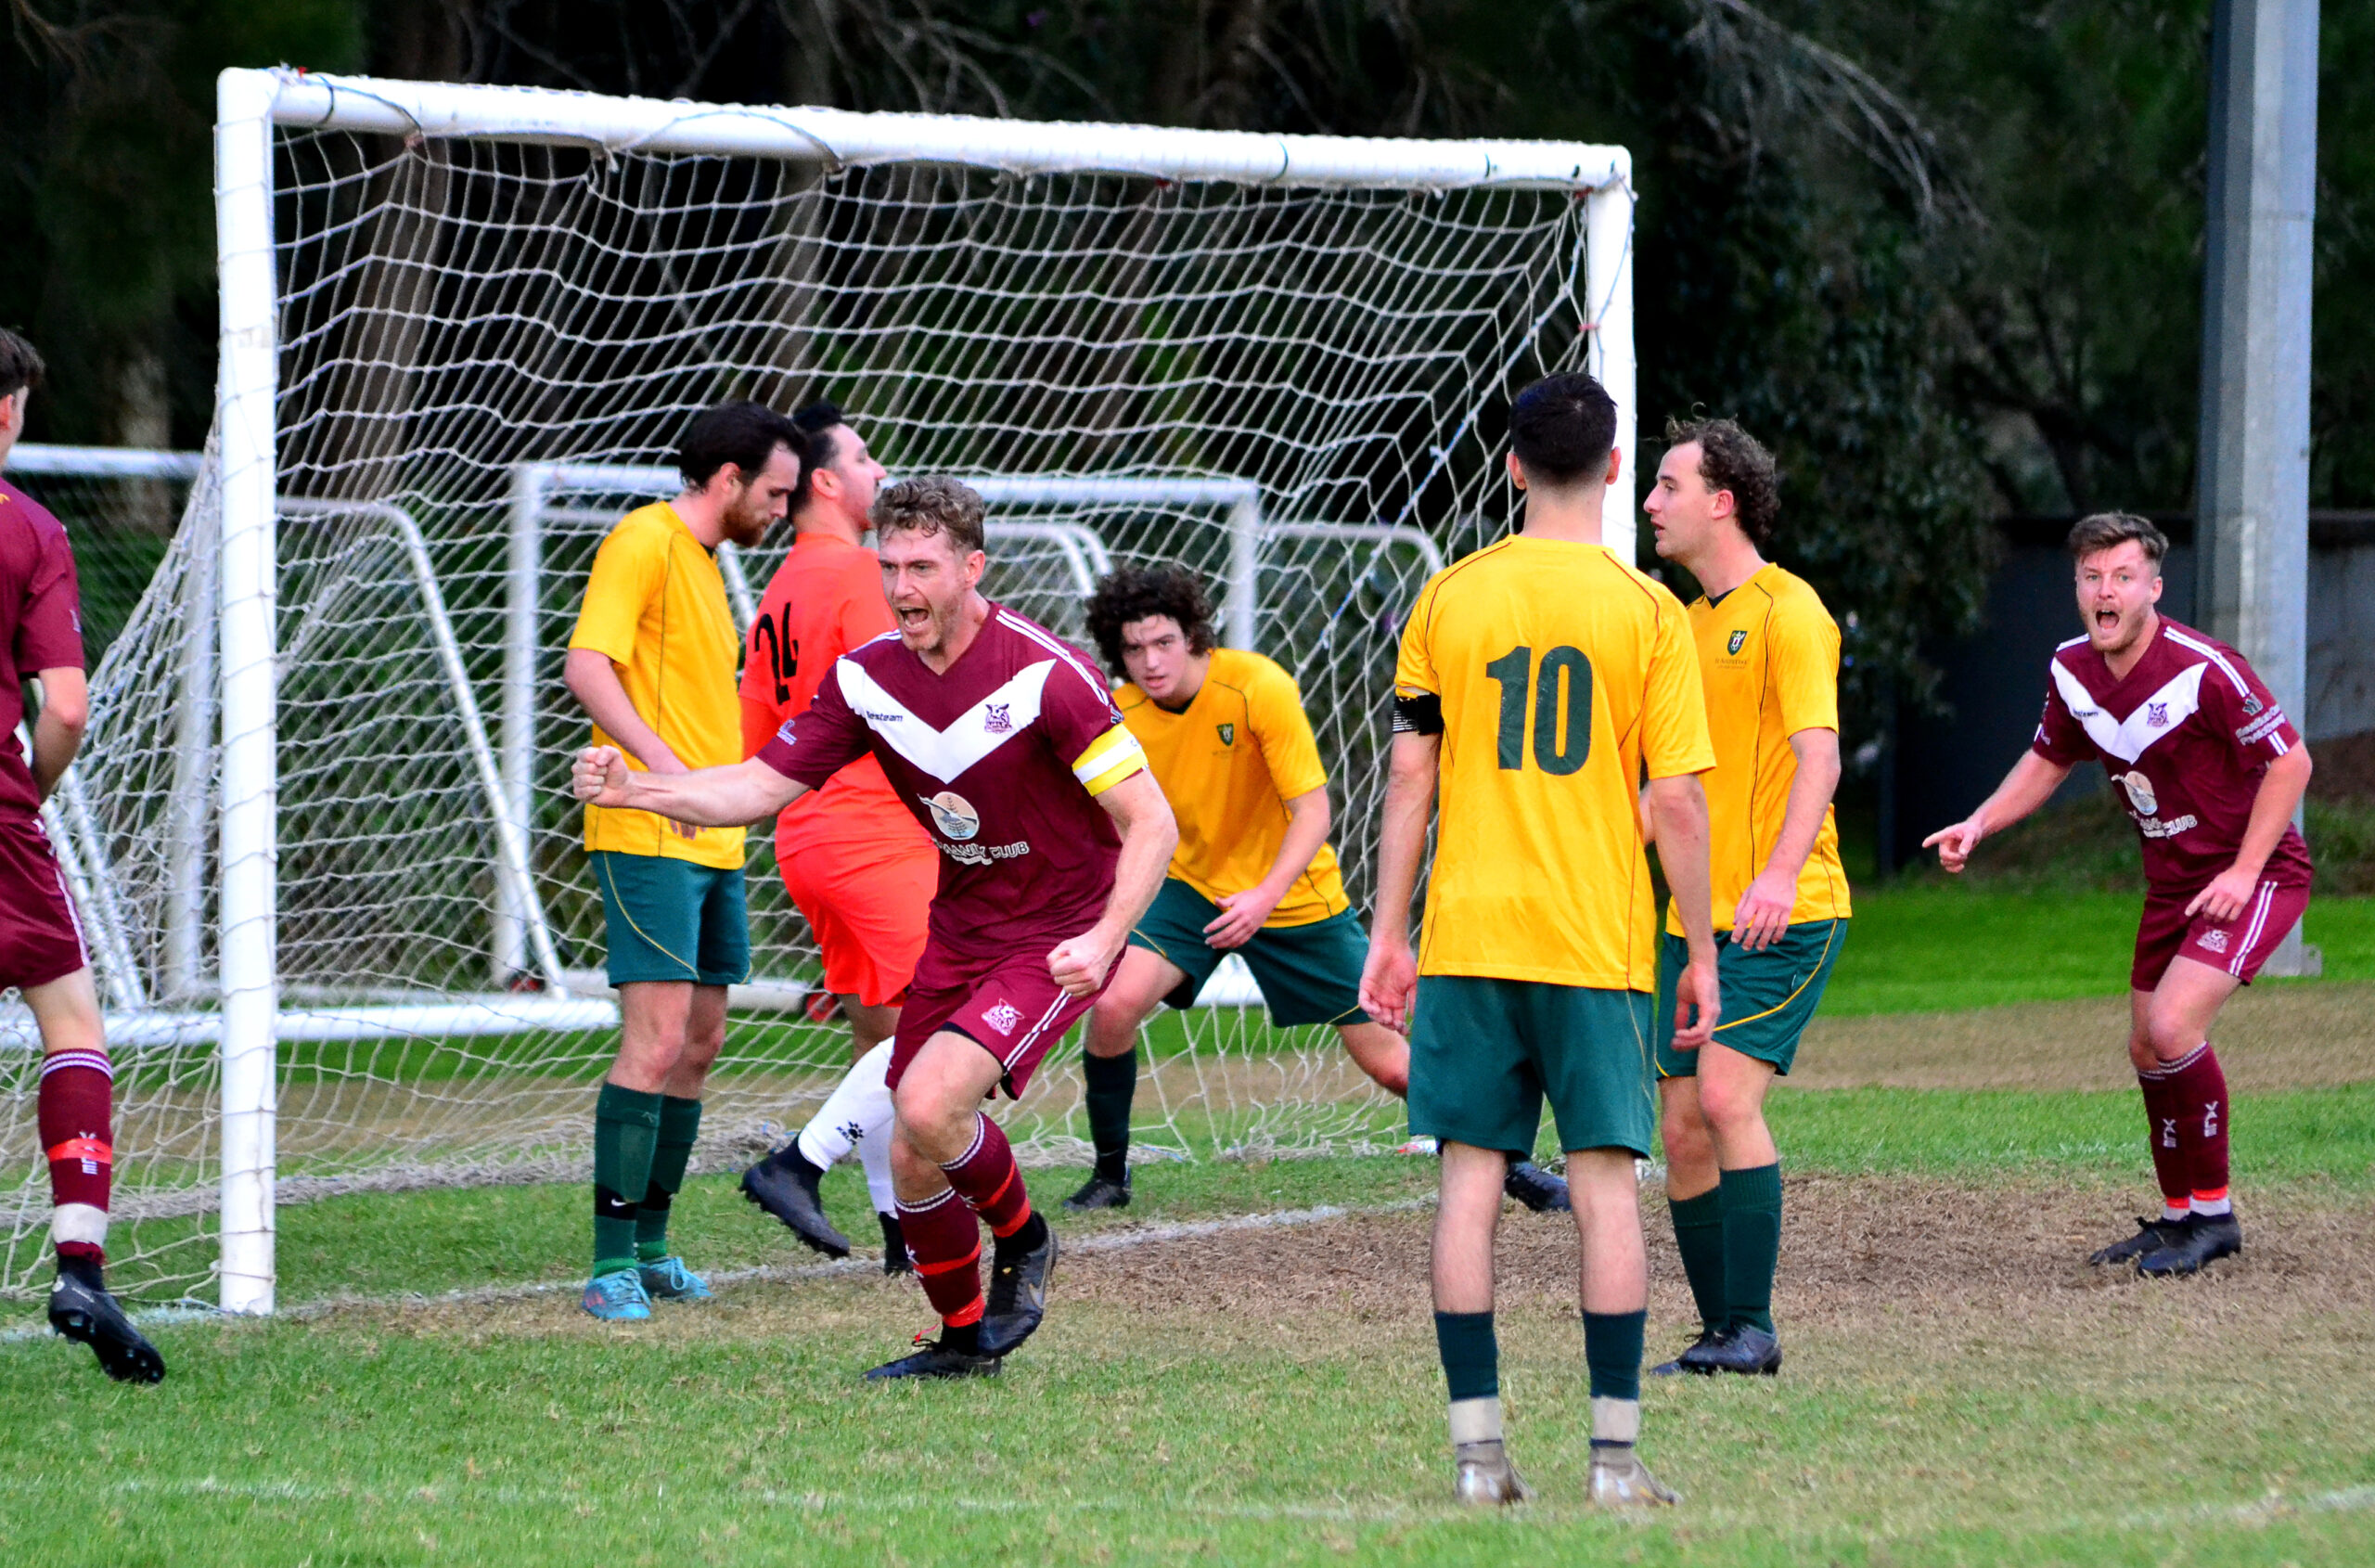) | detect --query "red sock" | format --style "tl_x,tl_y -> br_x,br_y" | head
38,1047 -> 113,1267
2135,1065 -> 2190,1217
896,1186 -> 983,1326
2163,1043 -> 2231,1215
940,1112 -> 1034,1239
